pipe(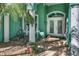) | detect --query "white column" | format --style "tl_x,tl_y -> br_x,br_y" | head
28,9 -> 35,42
29,23 -> 35,42
71,7 -> 79,47
4,13 -> 9,42
70,7 -> 79,56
